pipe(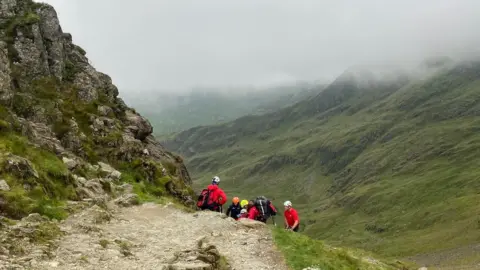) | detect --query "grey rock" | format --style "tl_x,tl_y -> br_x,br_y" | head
98,162 -> 122,181
62,157 -> 78,170
238,219 -> 266,229
73,174 -> 87,186
13,24 -> 51,86
21,213 -> 48,224
76,179 -> 106,200
125,110 -> 153,141
84,179 -> 105,195
0,41 -> 12,103
98,105 -> 113,117
0,0 -> 16,17
0,179 -> 10,191
60,130 -> 83,153
4,154 -> 39,179
17,120 -> 65,155
73,68 -> 99,102
114,193 -> 139,207
97,72 -> 119,99
37,5 -> 65,80
86,164 -> 100,172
